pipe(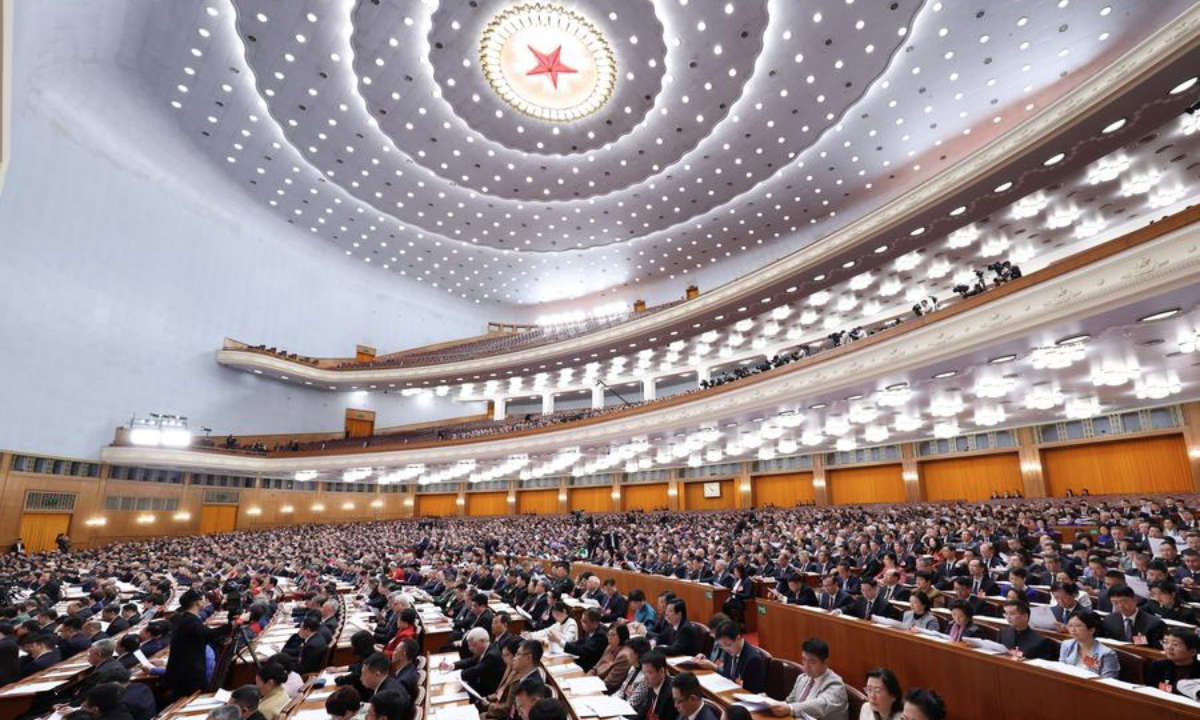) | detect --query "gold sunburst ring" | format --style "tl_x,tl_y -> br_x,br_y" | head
480,3 -> 617,122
